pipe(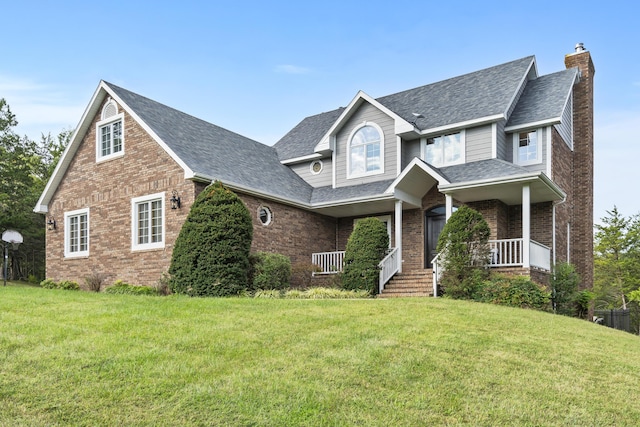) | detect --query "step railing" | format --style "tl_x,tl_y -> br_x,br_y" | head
378,247 -> 400,294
